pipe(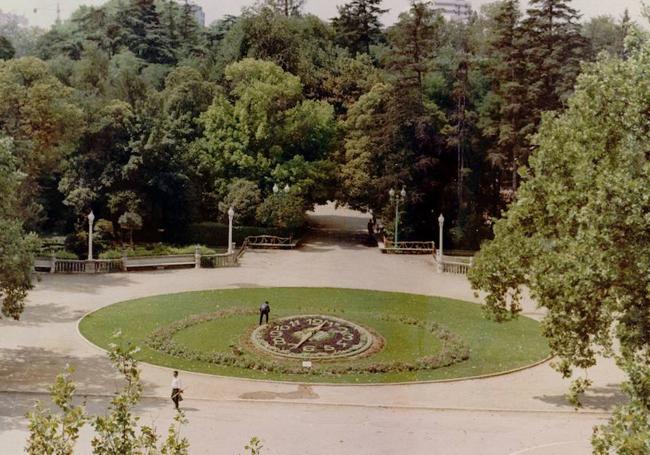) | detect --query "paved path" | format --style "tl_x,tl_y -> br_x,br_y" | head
0,203 -> 625,454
